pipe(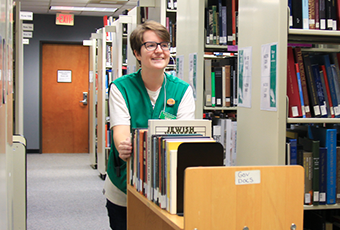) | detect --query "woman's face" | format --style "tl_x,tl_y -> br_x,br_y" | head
134,30 -> 170,72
